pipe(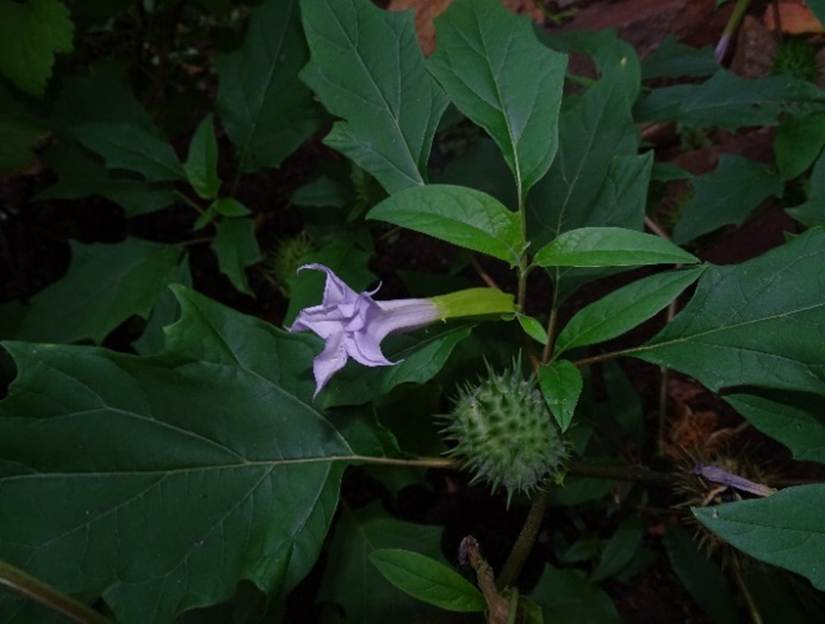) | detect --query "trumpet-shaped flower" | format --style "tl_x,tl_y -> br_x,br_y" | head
289,264 -> 442,396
